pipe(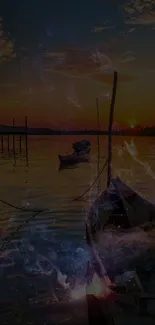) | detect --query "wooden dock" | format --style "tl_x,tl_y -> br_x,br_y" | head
0,116 -> 28,166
